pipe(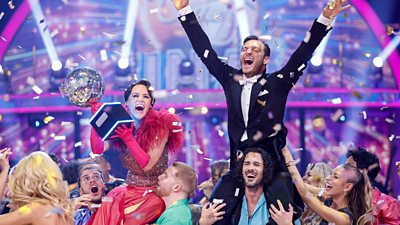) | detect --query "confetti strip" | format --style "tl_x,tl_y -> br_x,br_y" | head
50,29 -> 59,38
149,8 -> 159,14
32,85 -> 43,95
171,89 -> 180,95
263,12 -> 270,20
172,122 -> 182,126
43,116 -> 55,124
203,50 -> 209,58
184,107 -> 194,110
61,121 -> 72,126
331,109 -> 344,122
204,157 -> 212,161
0,12 -> 4,20
74,141 -> 82,147
297,64 -> 306,71
54,136 -> 66,141
101,197 -> 113,202
100,49 -> 108,61
8,1 -> 15,10
187,94 -> 194,99
330,97 -> 342,104
172,129 -> 183,133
